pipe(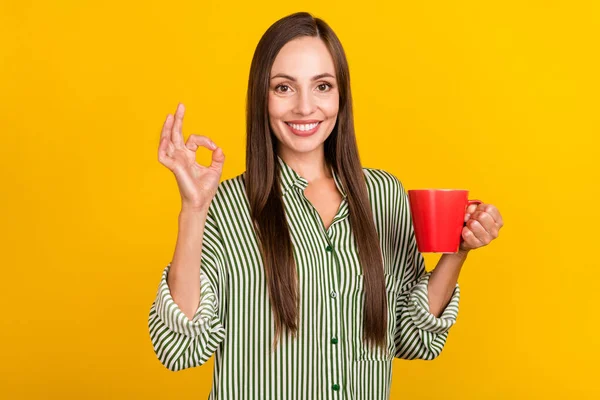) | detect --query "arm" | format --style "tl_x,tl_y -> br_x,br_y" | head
428,250 -> 469,317
393,182 -> 460,360
148,204 -> 226,371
